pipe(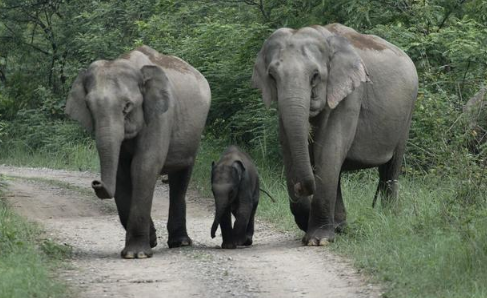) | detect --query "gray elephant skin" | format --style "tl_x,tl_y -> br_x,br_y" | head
65,46 -> 211,258
252,23 -> 418,246
211,146 -> 259,249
